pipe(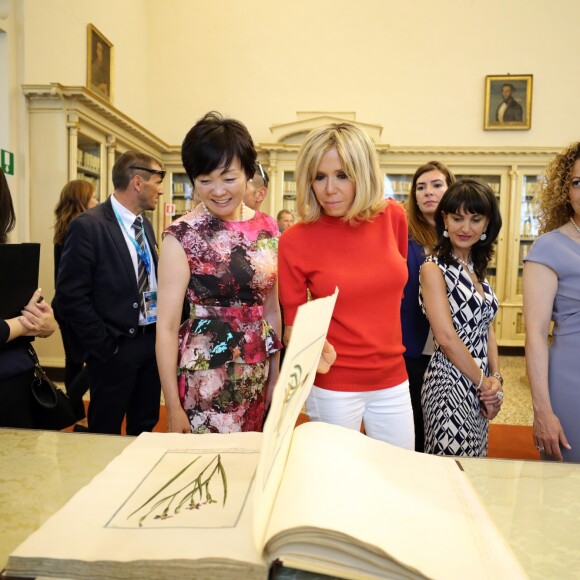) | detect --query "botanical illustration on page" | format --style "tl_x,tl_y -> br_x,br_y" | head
106,449 -> 260,529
